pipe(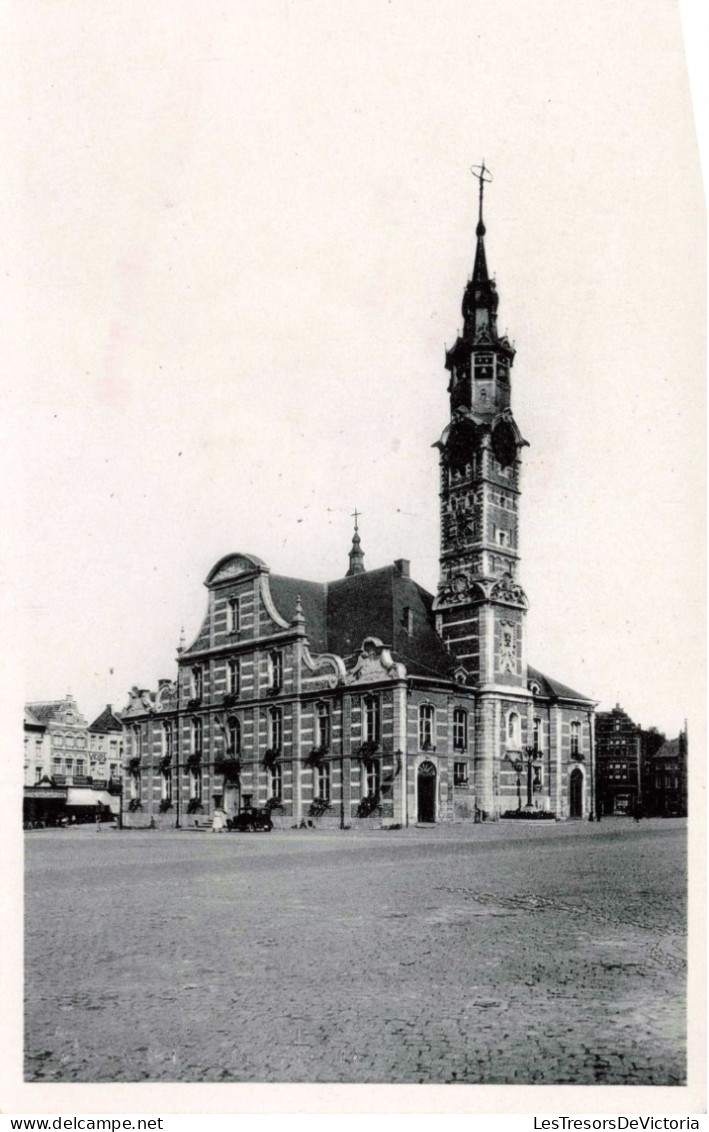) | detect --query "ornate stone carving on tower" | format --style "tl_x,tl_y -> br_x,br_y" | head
433,164 -> 529,691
